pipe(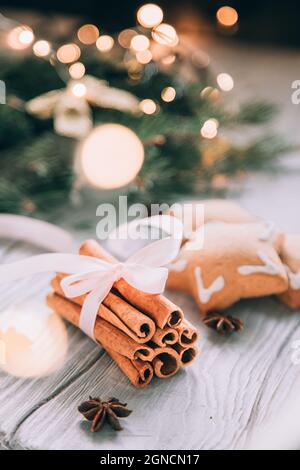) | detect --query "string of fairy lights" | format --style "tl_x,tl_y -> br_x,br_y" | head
0,3 -> 237,125
0,3 -> 241,192
0,3 -> 259,199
